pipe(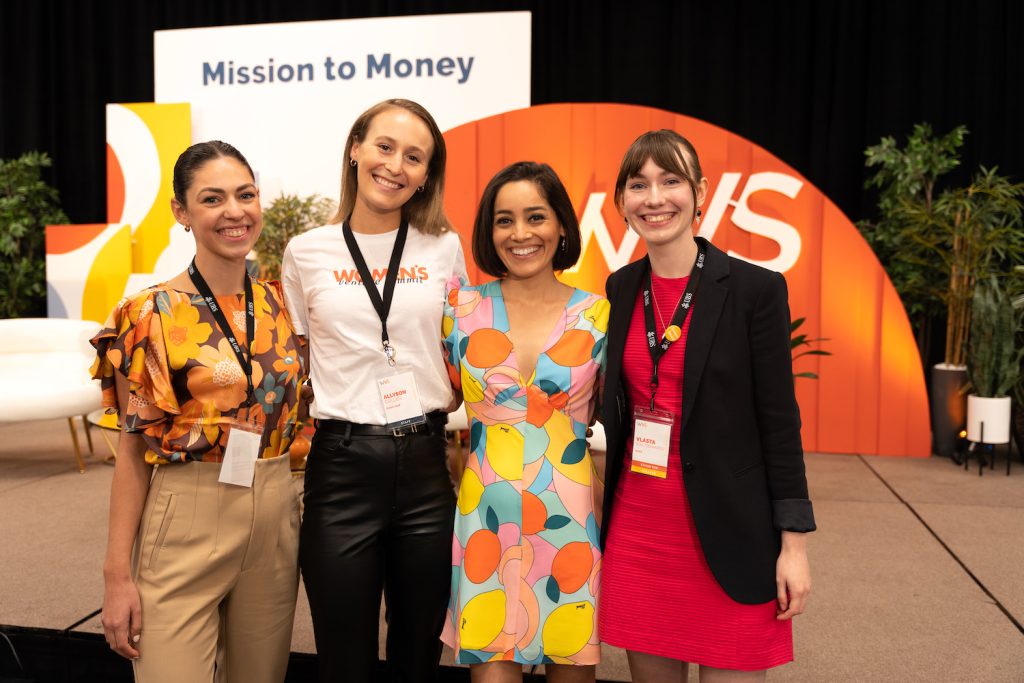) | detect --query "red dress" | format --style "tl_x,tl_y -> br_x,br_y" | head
599,274 -> 793,670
